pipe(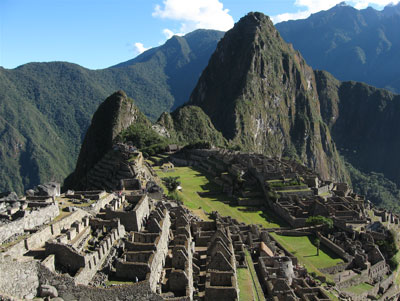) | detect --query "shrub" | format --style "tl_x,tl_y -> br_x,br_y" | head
162,176 -> 181,193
